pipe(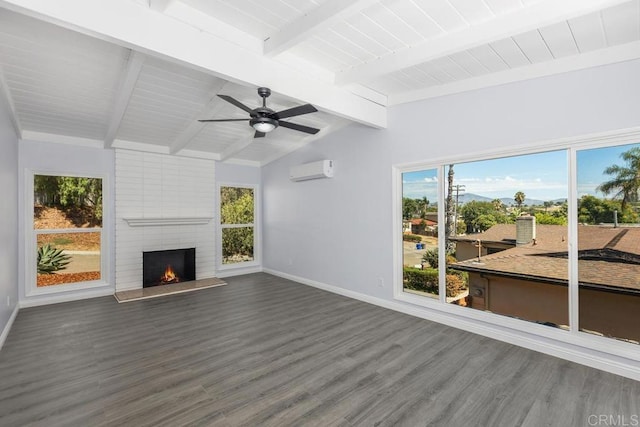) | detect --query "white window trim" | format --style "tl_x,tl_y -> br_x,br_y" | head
25,169 -> 111,297
216,182 -> 261,271
392,126 -> 640,365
